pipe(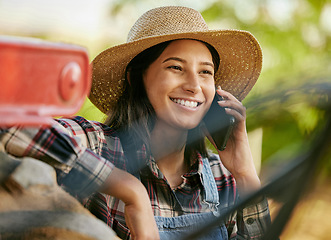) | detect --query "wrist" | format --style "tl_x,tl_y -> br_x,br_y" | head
101,167 -> 148,205
234,173 -> 261,197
